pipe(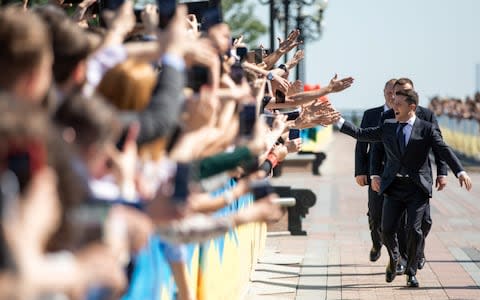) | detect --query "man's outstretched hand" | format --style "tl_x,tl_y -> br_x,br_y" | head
328,74 -> 354,93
